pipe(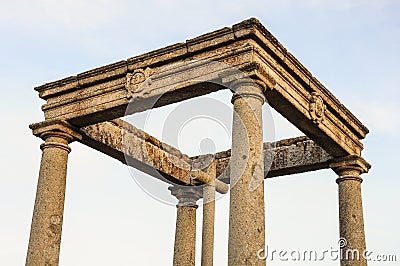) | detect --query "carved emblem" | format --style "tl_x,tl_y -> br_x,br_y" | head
309,92 -> 326,124
125,68 -> 153,99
